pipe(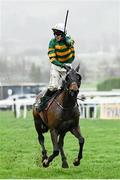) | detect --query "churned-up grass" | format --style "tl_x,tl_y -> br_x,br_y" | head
0,110 -> 120,179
